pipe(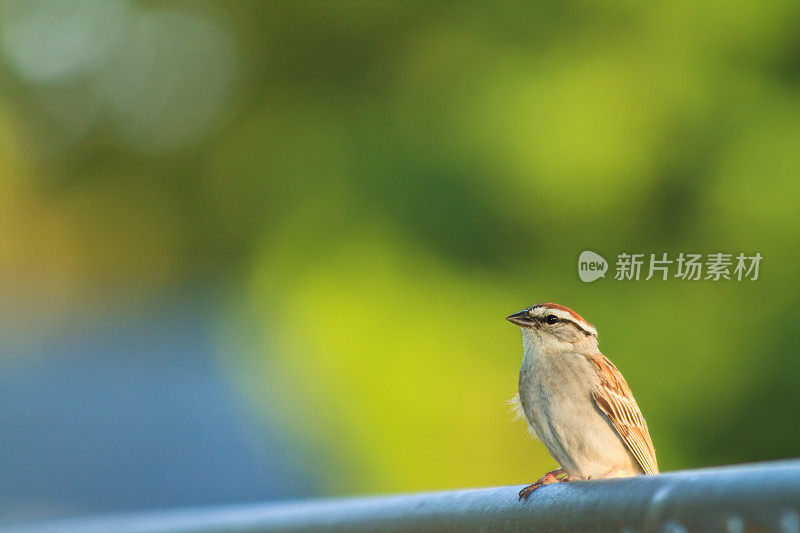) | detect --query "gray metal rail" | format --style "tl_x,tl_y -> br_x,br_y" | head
8,459 -> 800,532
